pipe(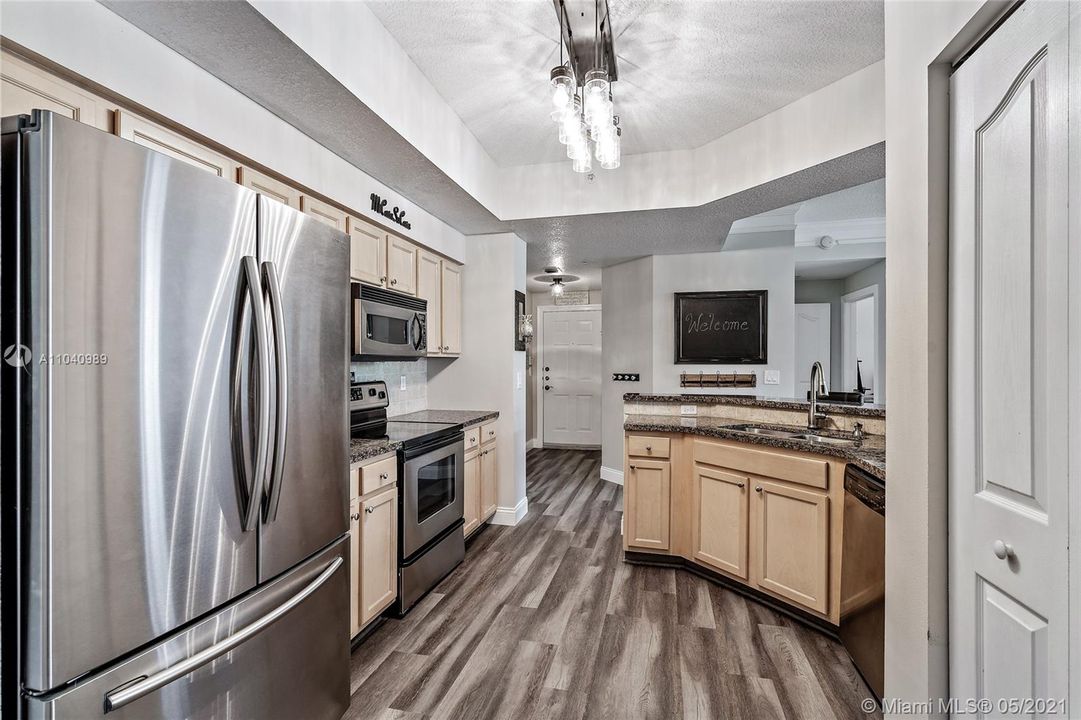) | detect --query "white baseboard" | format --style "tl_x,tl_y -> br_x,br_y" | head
491,496 -> 529,526
526,438 -> 541,450
600,465 -> 624,486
